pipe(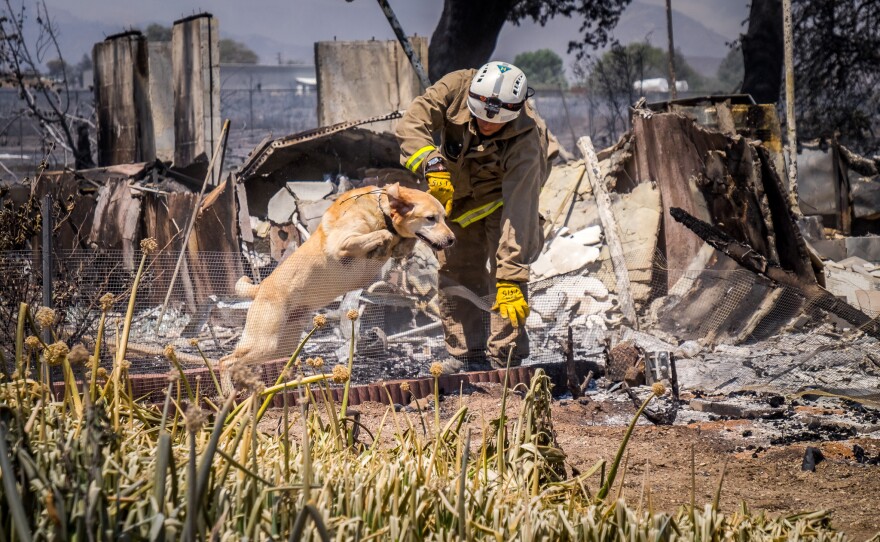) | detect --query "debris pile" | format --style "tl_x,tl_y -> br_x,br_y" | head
4,94 -> 880,408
